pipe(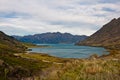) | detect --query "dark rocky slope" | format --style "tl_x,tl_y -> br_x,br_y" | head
76,17 -> 120,49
